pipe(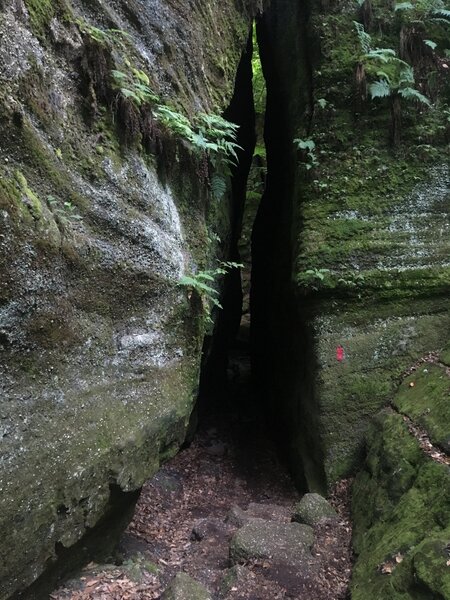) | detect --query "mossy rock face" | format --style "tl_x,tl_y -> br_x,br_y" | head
413,538 -> 450,599
351,410 -> 450,600
253,0 -> 450,493
0,0 -> 254,597
393,364 -> 450,452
